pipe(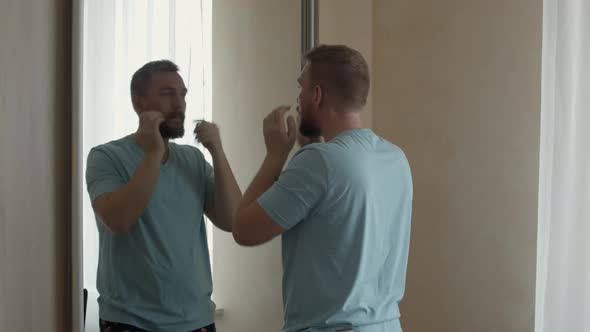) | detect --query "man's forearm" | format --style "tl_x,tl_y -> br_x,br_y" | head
96,153 -> 161,234
209,147 -> 242,231
239,154 -> 287,211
